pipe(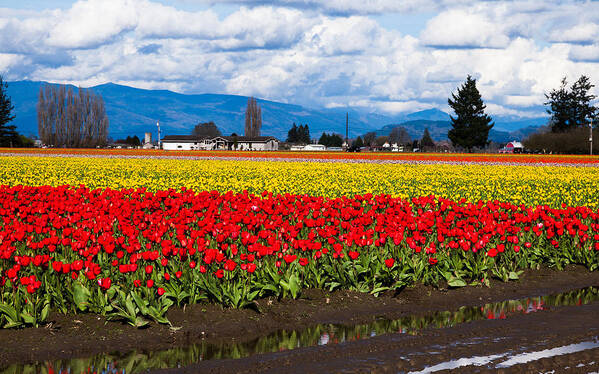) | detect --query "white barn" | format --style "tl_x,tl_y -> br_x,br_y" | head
162,135 -> 279,151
